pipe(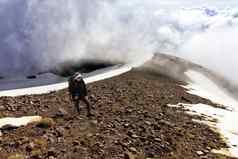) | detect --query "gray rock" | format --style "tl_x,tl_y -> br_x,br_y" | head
48,147 -> 56,156
127,109 -> 133,113
0,106 -> 5,111
131,134 -> 139,138
87,133 -> 94,138
154,138 -> 161,142
124,123 -> 130,127
159,120 -> 175,127
129,147 -> 137,153
49,137 -> 55,144
145,121 -> 152,126
196,151 -> 204,156
29,142 -> 35,149
55,108 -> 68,117
56,127 -> 65,137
